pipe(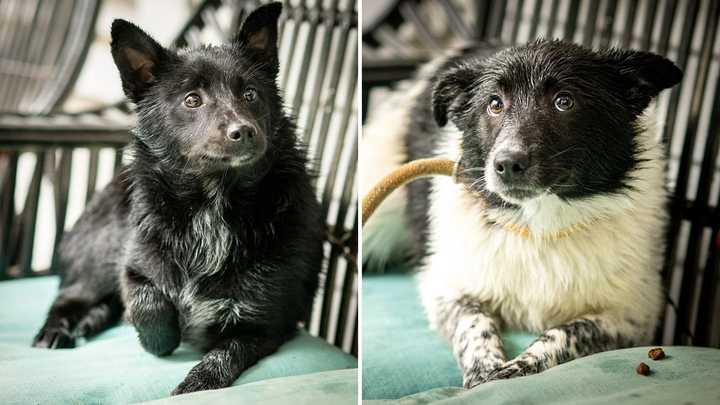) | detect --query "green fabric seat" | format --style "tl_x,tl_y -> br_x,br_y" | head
0,276 -> 357,405
362,273 -> 720,403
364,346 -> 720,405
362,273 -> 535,400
